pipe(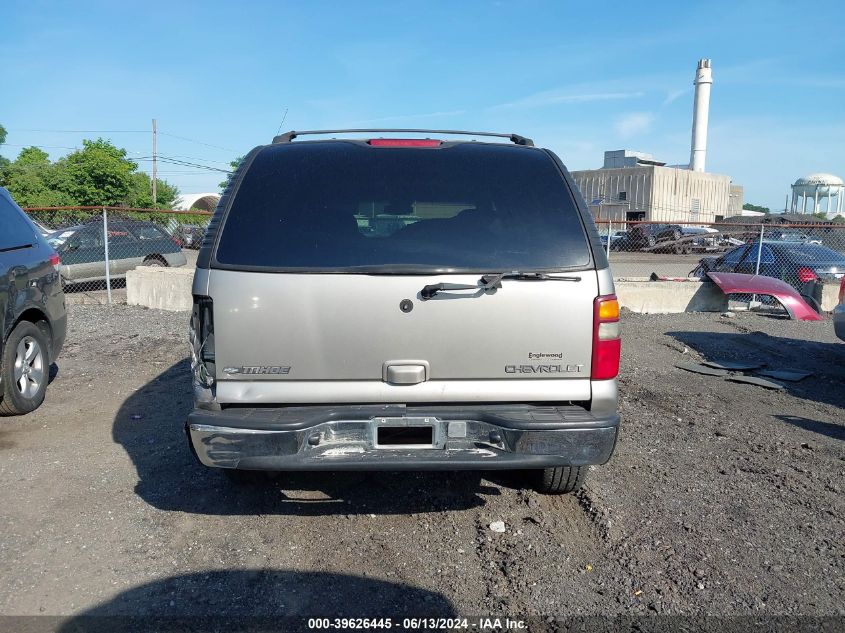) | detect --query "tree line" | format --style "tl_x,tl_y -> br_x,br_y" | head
0,124 -> 179,209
